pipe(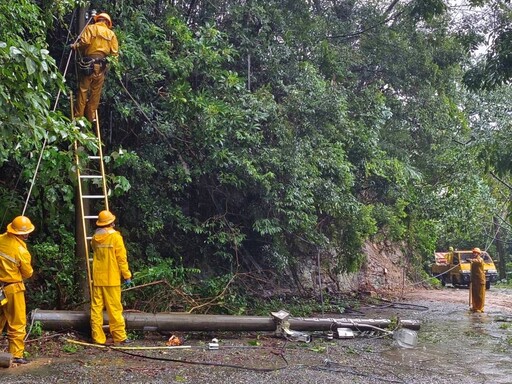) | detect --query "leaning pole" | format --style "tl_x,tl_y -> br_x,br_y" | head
30,310 -> 420,332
